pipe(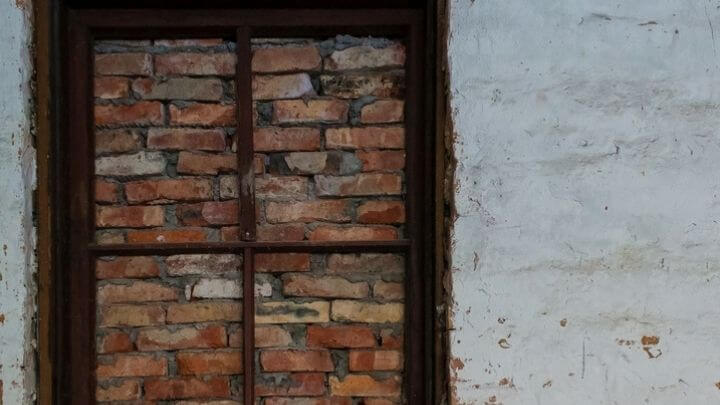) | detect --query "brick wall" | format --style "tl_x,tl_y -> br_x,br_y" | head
93,36 -> 407,403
